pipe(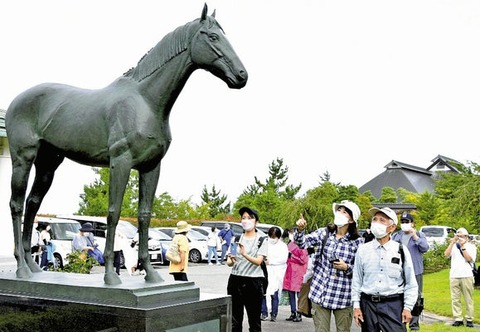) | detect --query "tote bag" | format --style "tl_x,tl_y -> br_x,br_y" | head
166,239 -> 181,264
297,277 -> 312,317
